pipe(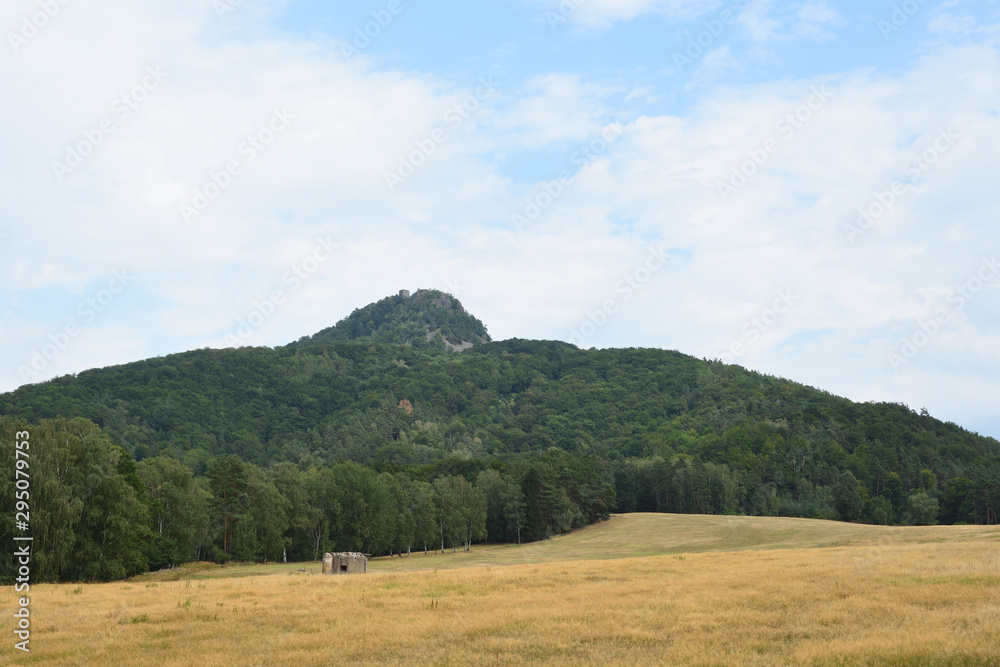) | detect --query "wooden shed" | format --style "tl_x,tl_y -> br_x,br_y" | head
322,552 -> 368,574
